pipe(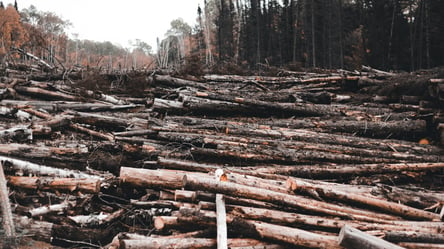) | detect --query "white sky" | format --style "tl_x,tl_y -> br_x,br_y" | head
5,0 -> 203,49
